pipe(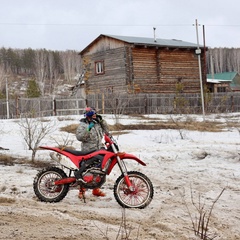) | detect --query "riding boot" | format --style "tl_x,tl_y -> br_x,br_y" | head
92,188 -> 106,197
